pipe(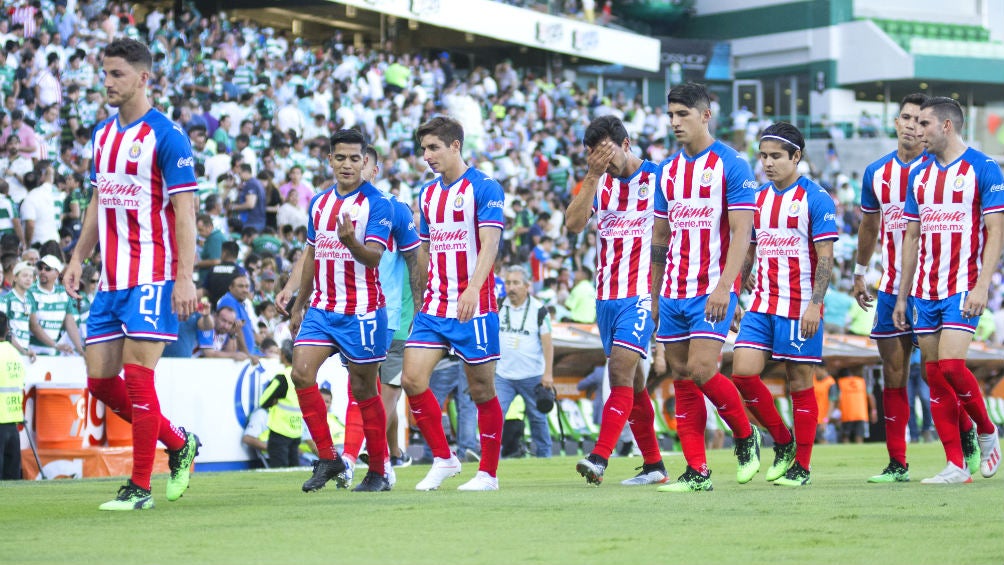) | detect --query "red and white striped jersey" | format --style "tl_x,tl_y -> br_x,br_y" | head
590,161 -> 659,301
749,177 -> 839,319
306,182 -> 392,314
860,151 -> 929,295
418,167 -> 505,318
90,110 -> 198,291
655,140 -> 757,298
904,148 -> 1004,300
